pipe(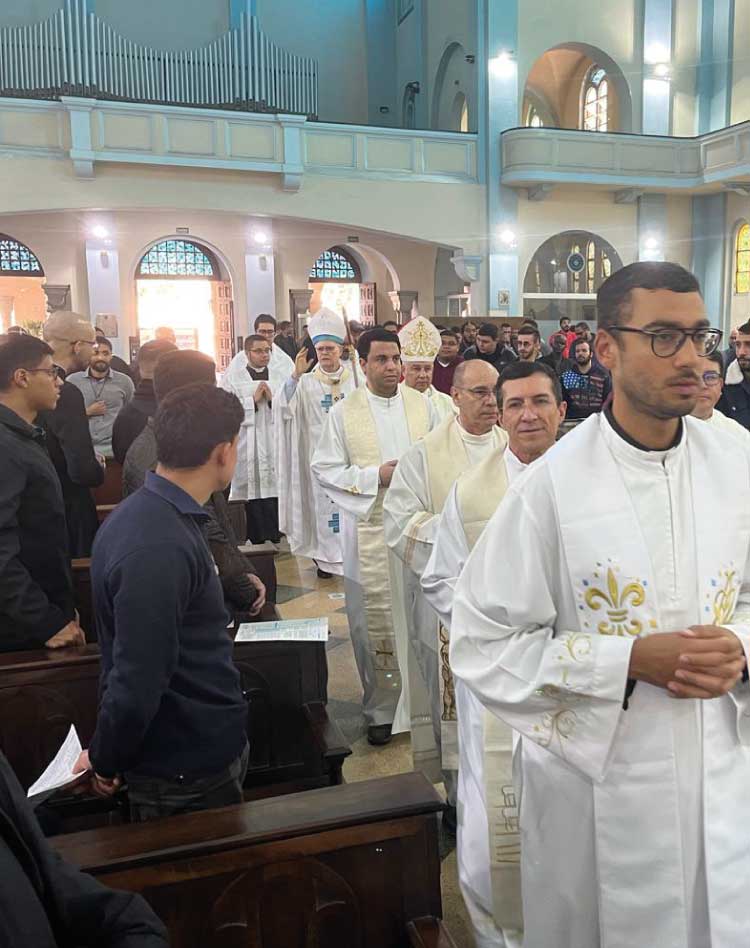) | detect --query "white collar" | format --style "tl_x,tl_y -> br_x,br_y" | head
599,410 -> 685,468
366,385 -> 402,407
456,419 -> 496,445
